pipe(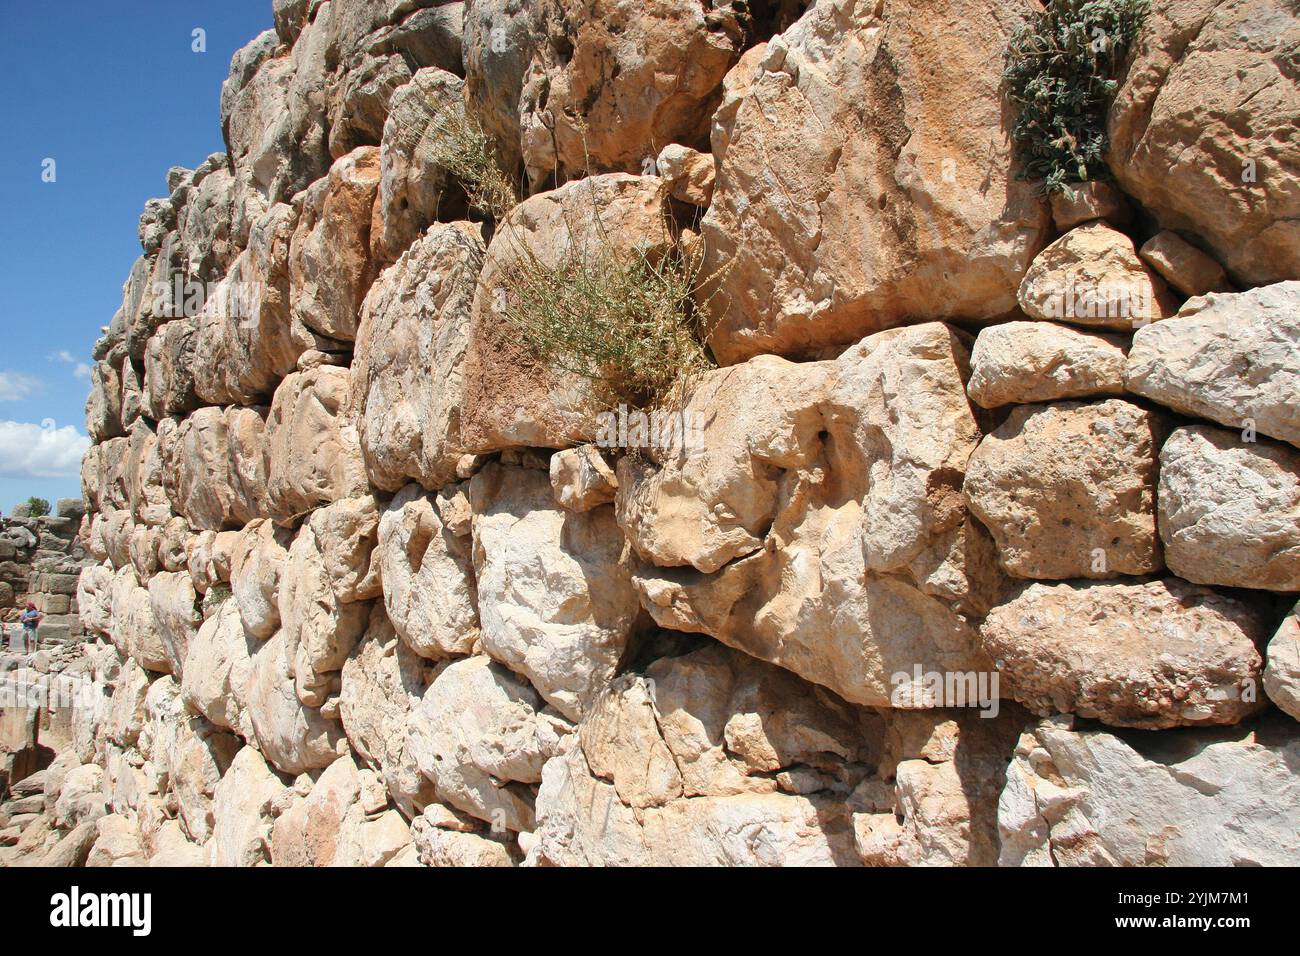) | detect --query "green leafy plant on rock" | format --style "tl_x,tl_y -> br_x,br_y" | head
24,496 -> 50,517
414,94 -> 518,220
1003,0 -> 1149,193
